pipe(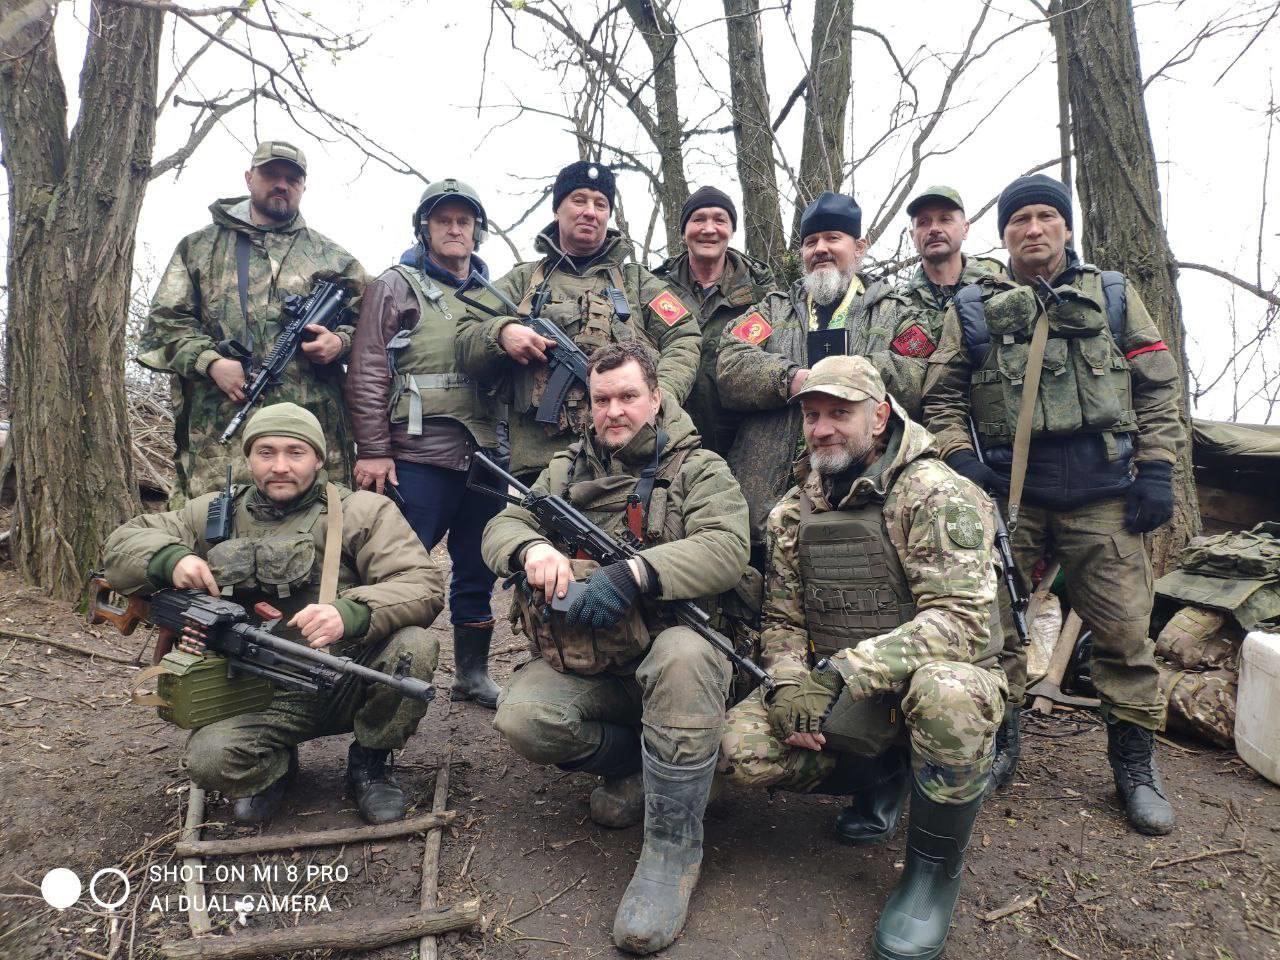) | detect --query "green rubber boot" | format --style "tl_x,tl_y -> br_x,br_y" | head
451,623 -> 501,709
873,784 -> 983,960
